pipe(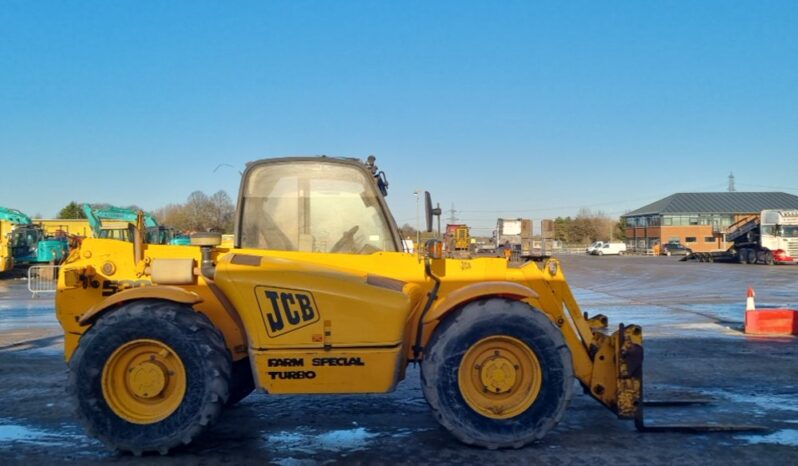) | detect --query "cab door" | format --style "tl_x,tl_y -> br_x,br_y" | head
216,158 -> 421,394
